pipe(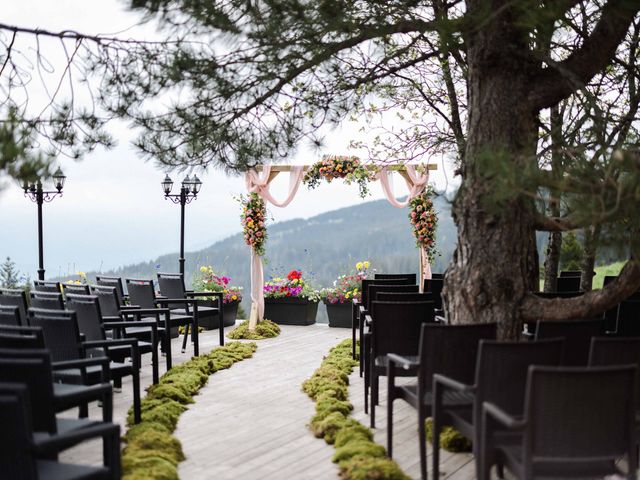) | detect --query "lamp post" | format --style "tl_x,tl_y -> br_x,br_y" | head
162,174 -> 202,276
23,167 -> 67,281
